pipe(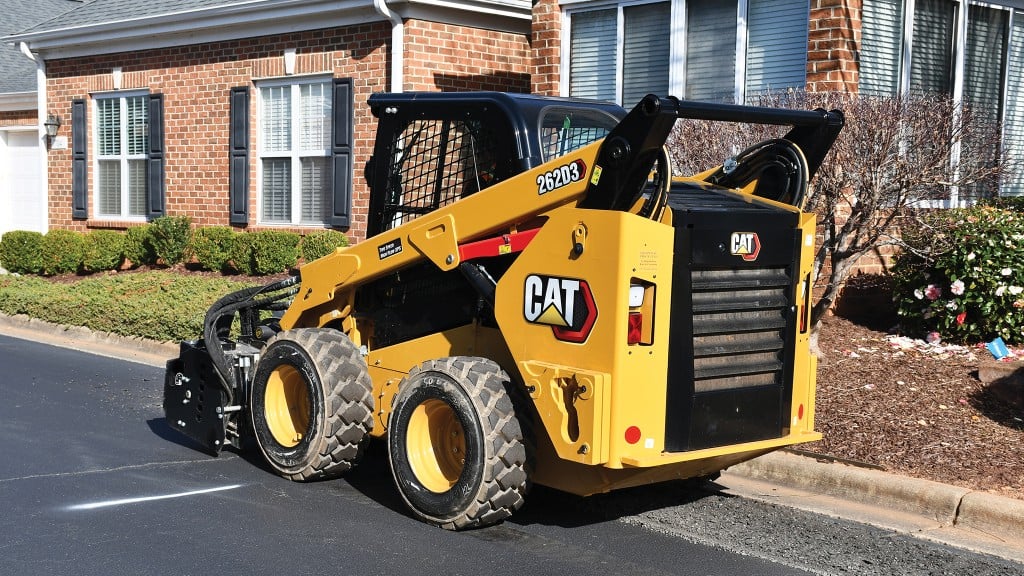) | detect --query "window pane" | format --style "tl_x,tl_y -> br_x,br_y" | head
1003,12 -> 1024,195
621,2 -> 671,108
745,0 -> 808,100
97,99 -> 120,156
569,9 -> 617,101
686,0 -> 737,101
964,5 -> 1007,113
97,160 -> 121,216
262,158 -> 291,223
261,86 -> 292,153
300,82 -> 331,150
910,0 -> 955,94
539,107 -> 619,161
860,0 -> 904,95
128,159 -> 147,217
300,157 -> 332,224
126,96 -> 148,155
